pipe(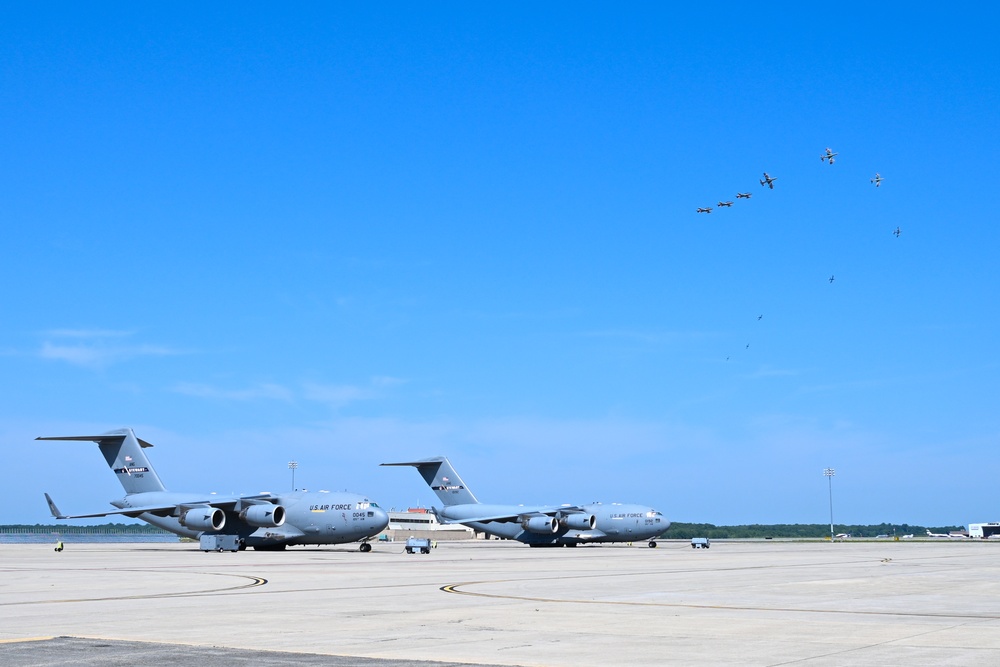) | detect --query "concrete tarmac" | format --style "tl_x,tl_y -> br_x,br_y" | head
2,539 -> 1000,666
